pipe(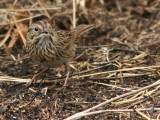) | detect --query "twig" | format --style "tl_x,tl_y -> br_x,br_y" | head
113,91 -> 145,105
85,73 -> 155,80
72,0 -> 76,28
150,104 -> 155,119
65,79 -> 160,120
0,63 -> 111,83
28,79 -> 44,105
126,92 -> 160,109
74,49 -> 89,60
115,0 -> 123,16
112,48 -> 142,54
71,65 -> 160,79
72,63 -> 113,76
0,76 -> 30,83
0,67 -> 157,84
112,85 -> 160,105
65,108 -> 160,120
77,45 -> 112,48
89,81 -> 134,91
0,14 -> 43,26
10,15 -> 26,46
47,63 -> 113,80
135,109 -> 151,120
0,25 -> 13,47
0,68 -> 158,84
37,0 -> 50,18
157,113 -> 160,120
0,7 -> 60,12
